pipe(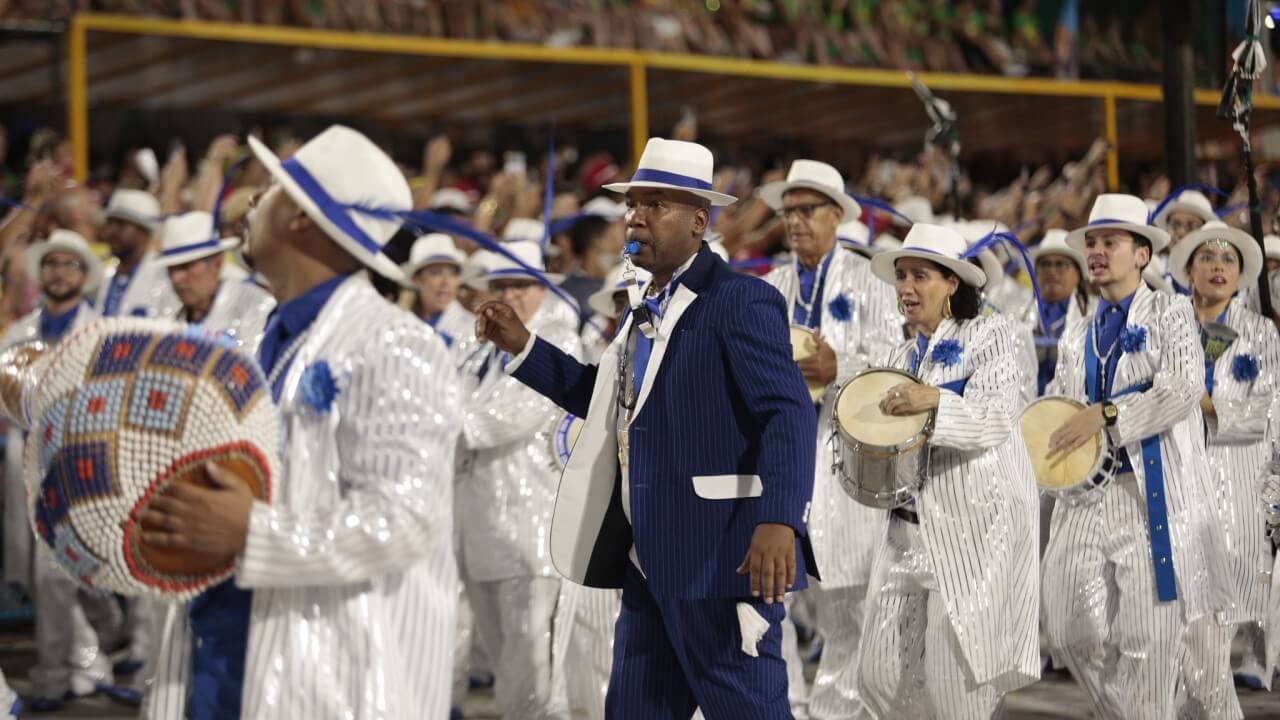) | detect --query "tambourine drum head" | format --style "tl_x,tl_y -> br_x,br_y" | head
836,370 -> 929,447
1020,397 -> 1099,490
